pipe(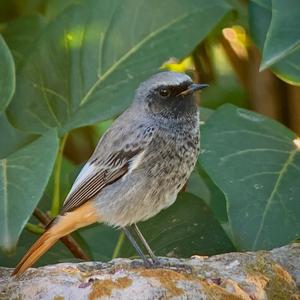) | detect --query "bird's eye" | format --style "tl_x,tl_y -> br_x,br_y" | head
159,88 -> 171,98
